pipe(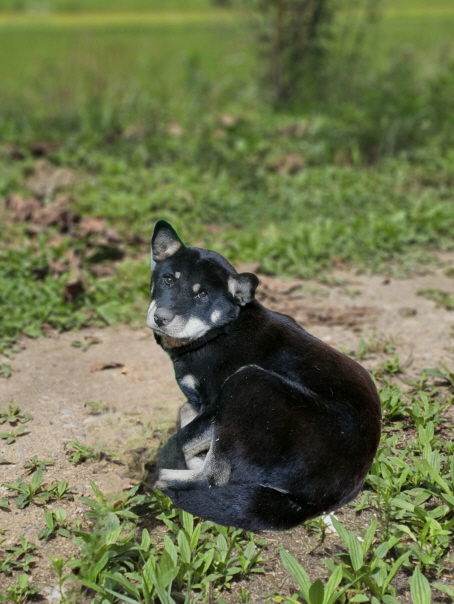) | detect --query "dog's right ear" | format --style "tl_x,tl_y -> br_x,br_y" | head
151,221 -> 184,268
